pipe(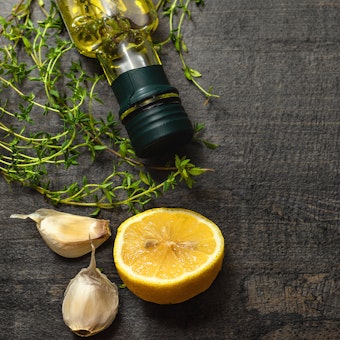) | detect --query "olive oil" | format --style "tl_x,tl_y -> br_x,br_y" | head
56,0 -> 193,157
56,0 -> 158,53
56,0 -> 159,82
